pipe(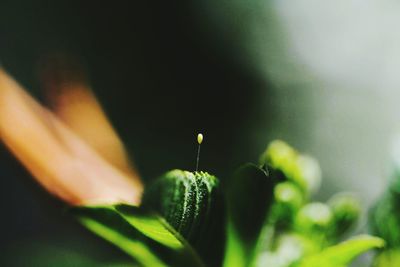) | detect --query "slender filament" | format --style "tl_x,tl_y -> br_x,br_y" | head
196,143 -> 201,172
